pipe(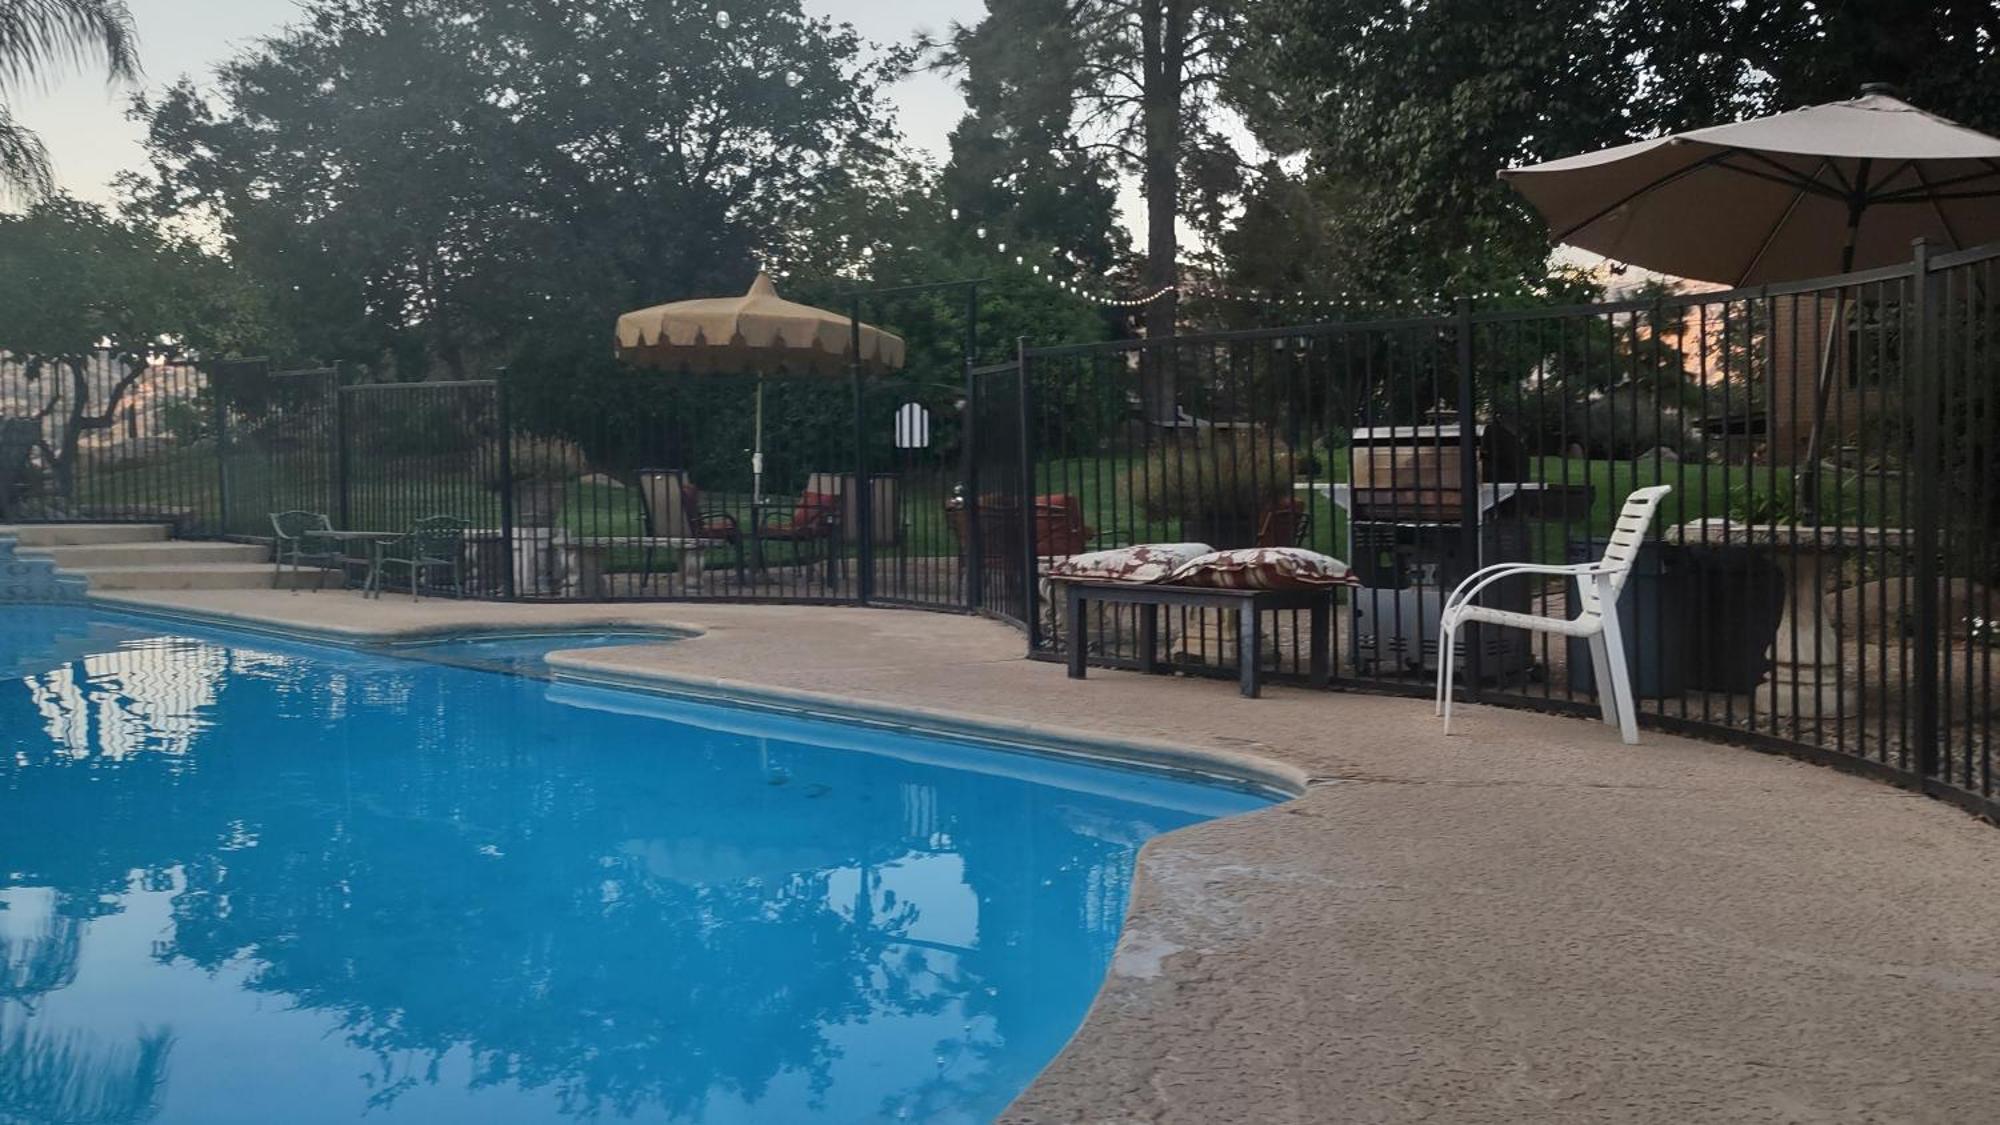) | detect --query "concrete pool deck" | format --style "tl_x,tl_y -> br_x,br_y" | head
88,589 -> 2000,1123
